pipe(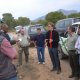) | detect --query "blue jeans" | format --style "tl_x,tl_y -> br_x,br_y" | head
8,76 -> 17,80
48,47 -> 61,70
37,47 -> 45,62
